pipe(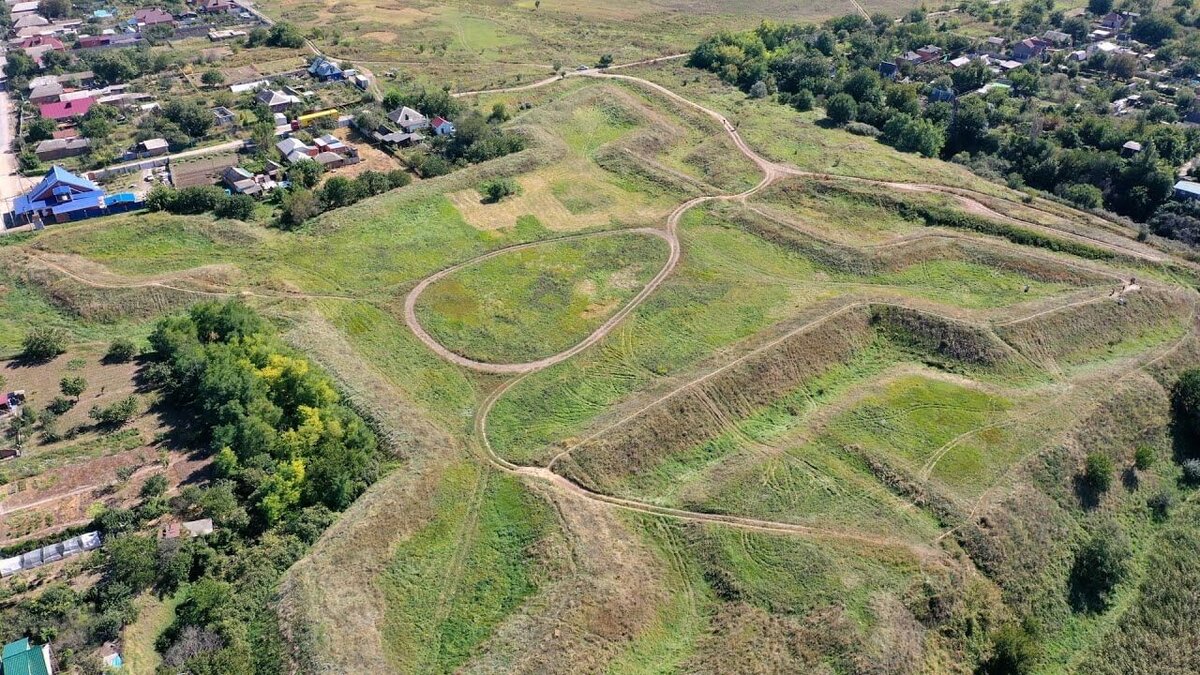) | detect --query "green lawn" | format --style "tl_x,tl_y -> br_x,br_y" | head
415,232 -> 670,363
